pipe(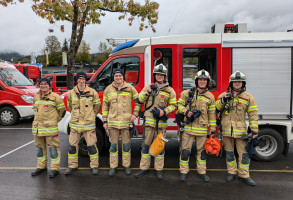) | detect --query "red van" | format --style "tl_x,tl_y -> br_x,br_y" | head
42,72 -> 94,95
0,62 -> 39,125
14,64 -> 41,84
